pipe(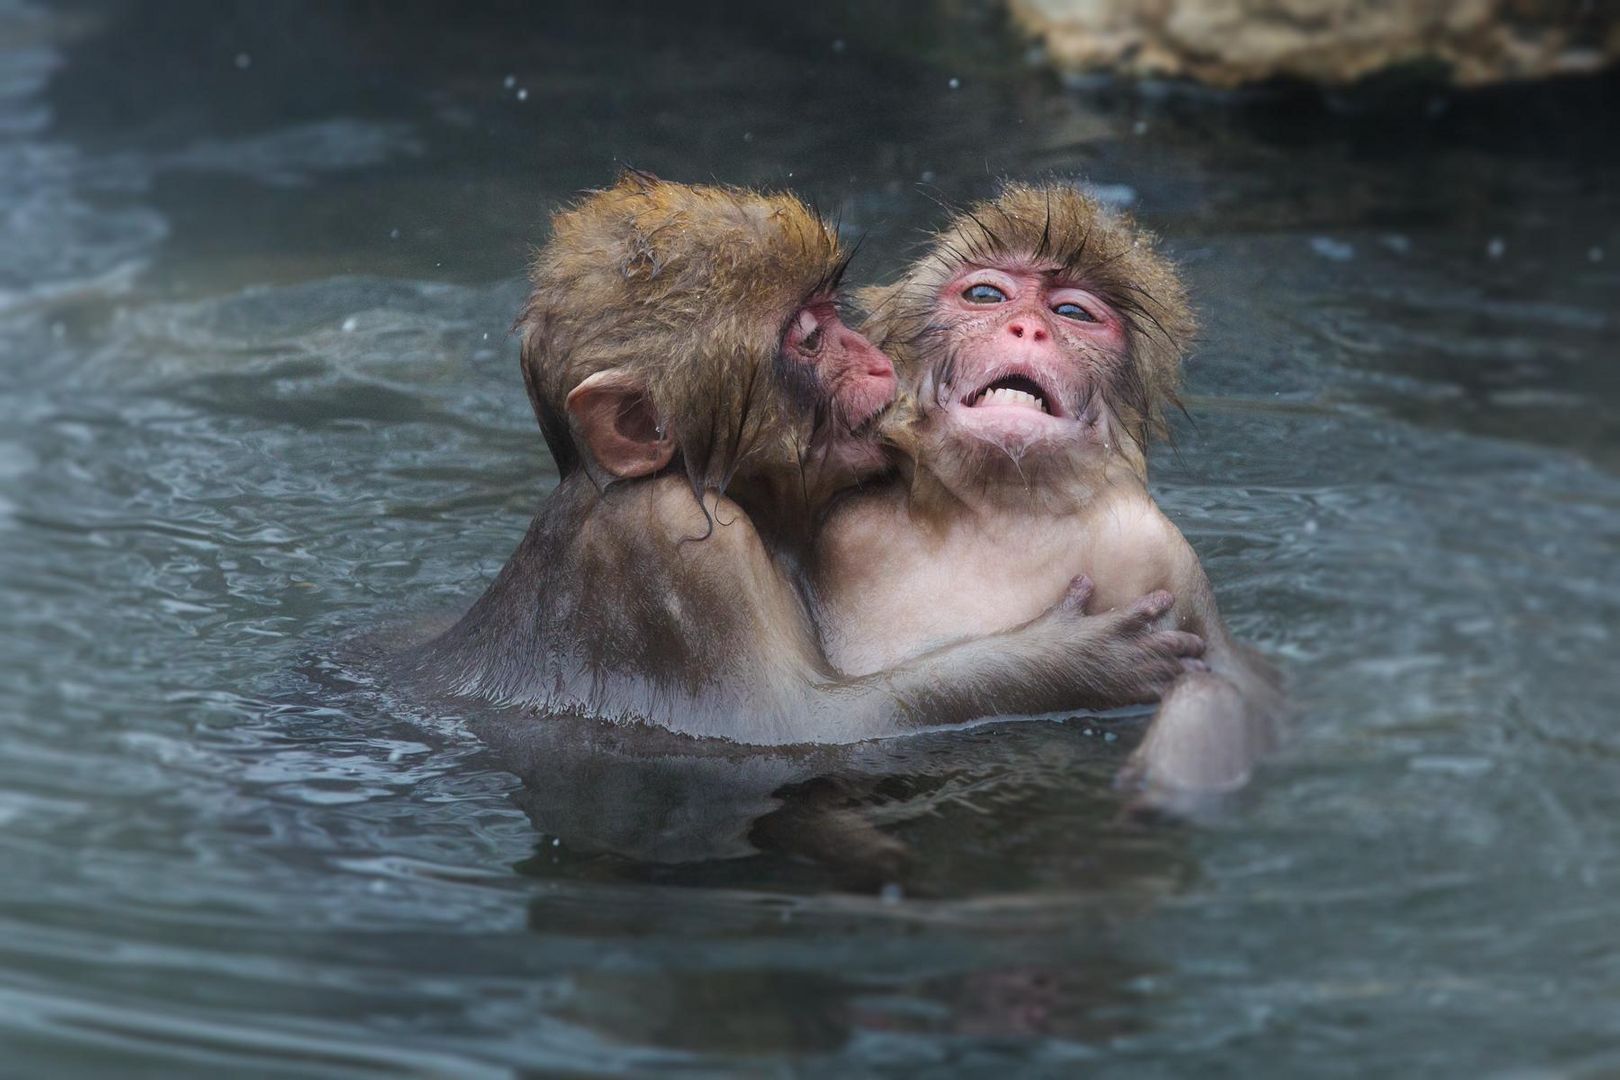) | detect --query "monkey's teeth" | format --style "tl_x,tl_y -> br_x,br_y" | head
975,387 -> 1047,412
